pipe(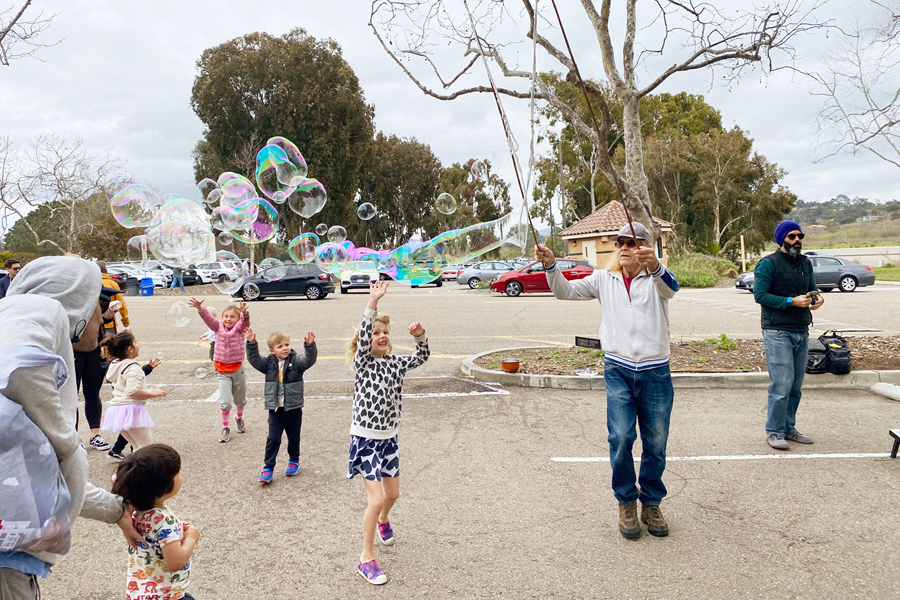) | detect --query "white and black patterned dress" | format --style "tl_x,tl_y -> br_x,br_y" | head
348,306 -> 429,480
